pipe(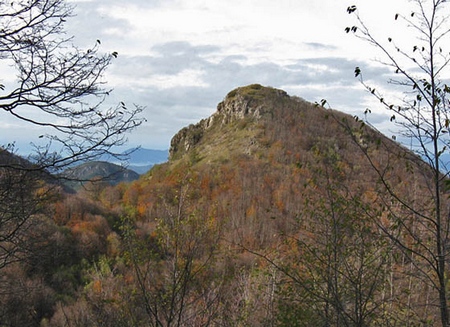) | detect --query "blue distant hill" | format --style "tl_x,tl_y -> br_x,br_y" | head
119,148 -> 169,174
125,148 -> 168,165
